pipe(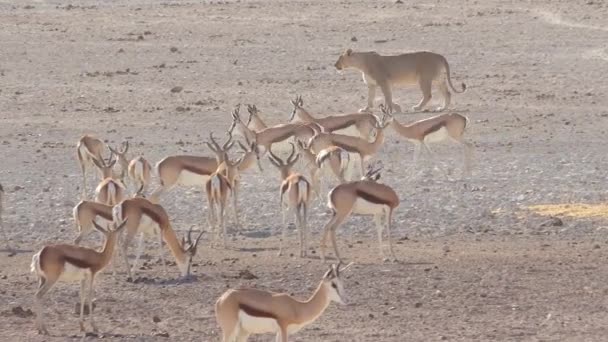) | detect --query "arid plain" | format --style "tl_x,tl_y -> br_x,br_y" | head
1,0 -> 608,341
